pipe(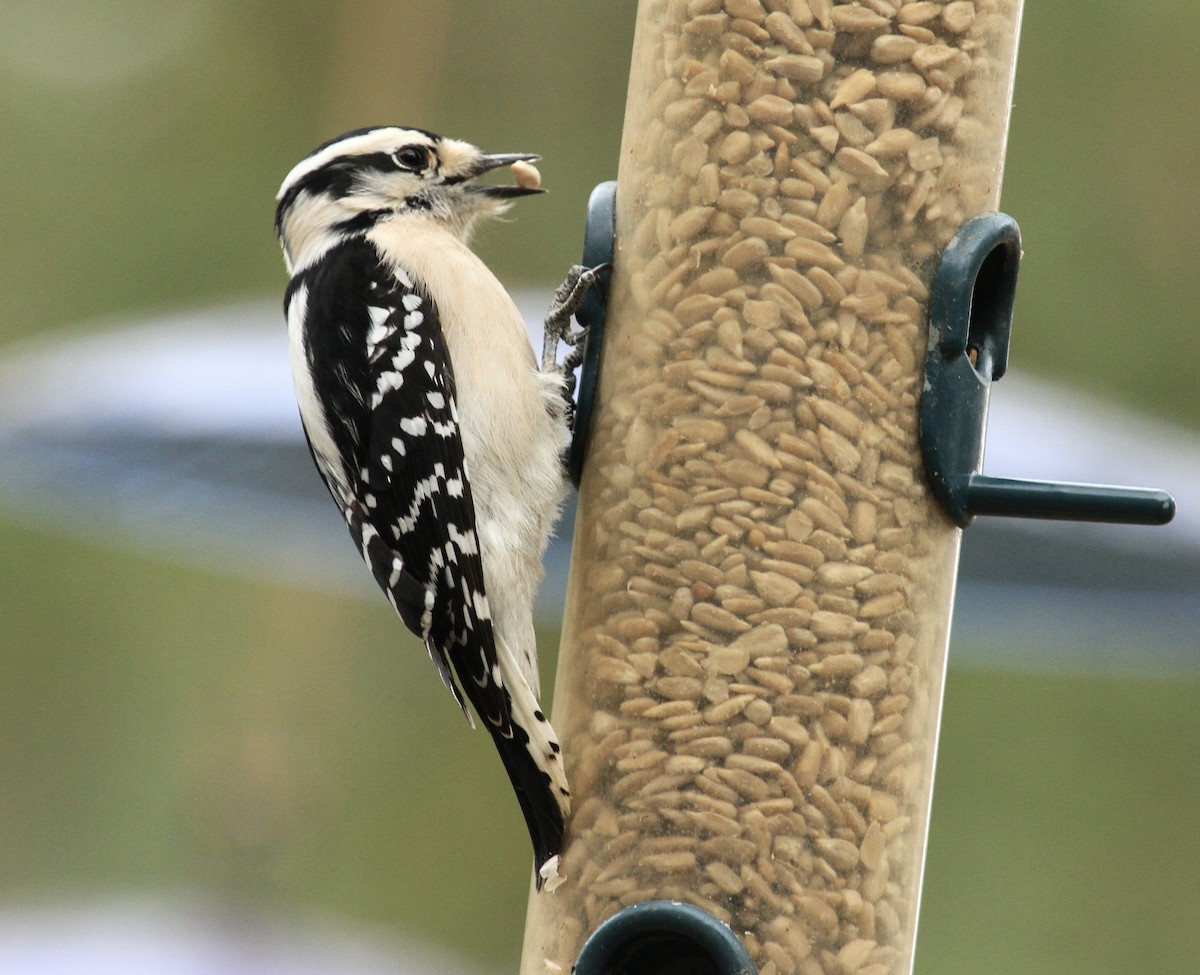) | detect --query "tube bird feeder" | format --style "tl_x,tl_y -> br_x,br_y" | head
522,2 -> 1168,972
